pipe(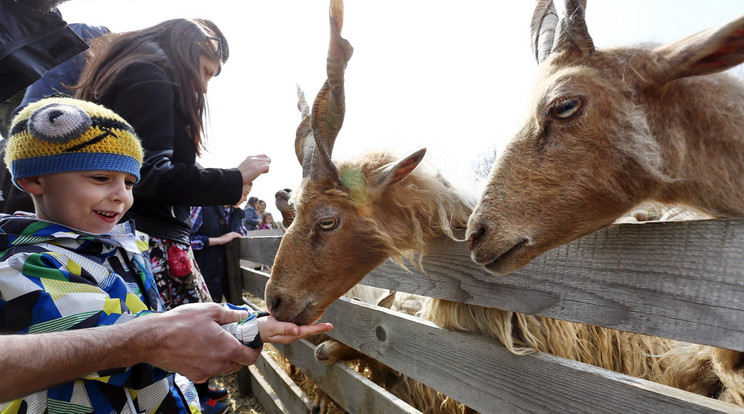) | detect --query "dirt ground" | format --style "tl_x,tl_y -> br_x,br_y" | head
210,372 -> 265,413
